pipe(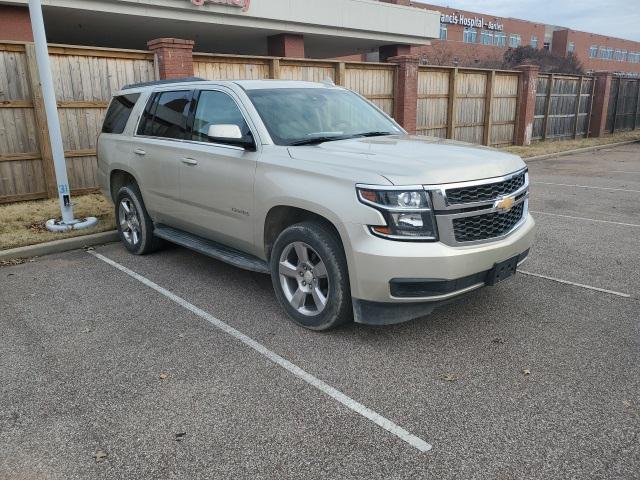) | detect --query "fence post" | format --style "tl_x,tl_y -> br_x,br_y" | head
482,70 -> 495,146
542,74 -> 554,140
269,58 -> 280,79
24,43 -> 57,198
585,77 -> 596,138
513,64 -> 539,146
634,80 -> 640,131
334,62 -> 346,86
589,71 -> 612,137
573,76 -> 583,139
387,55 -> 419,134
446,67 -> 458,139
147,38 -> 195,80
